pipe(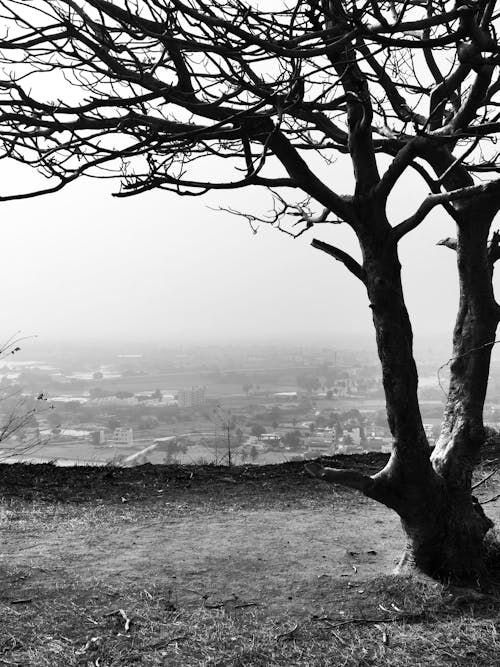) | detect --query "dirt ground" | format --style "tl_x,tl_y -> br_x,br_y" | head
0,457 -> 405,613
2,457 -> 500,665
1,456 -> 499,612
2,496 -> 403,614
